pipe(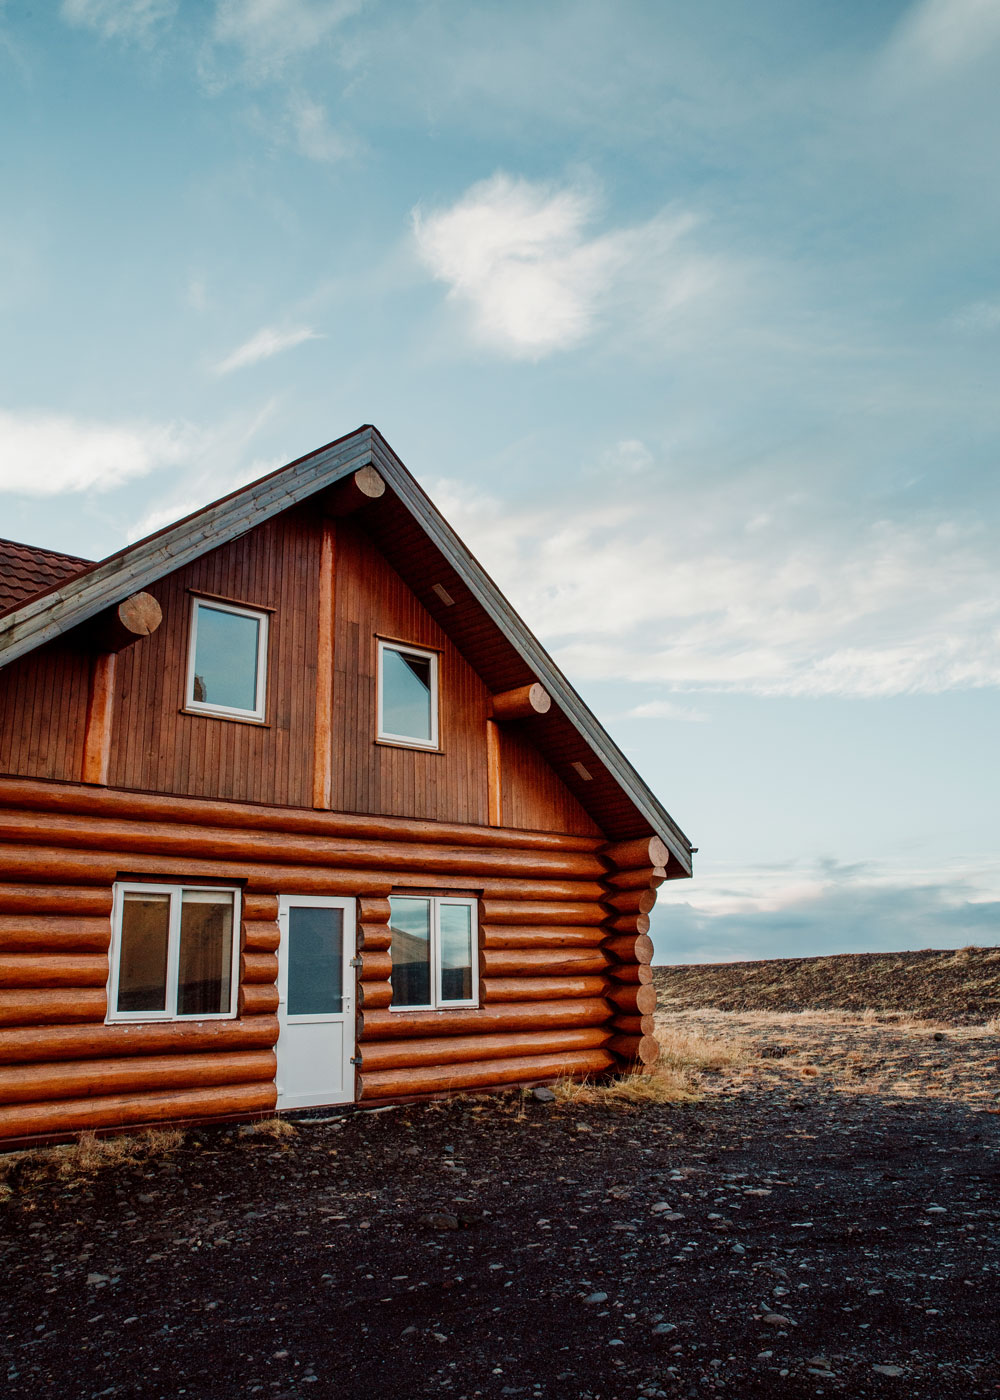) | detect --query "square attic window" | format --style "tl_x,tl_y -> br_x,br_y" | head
377,640 -> 438,749
186,598 -> 268,721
